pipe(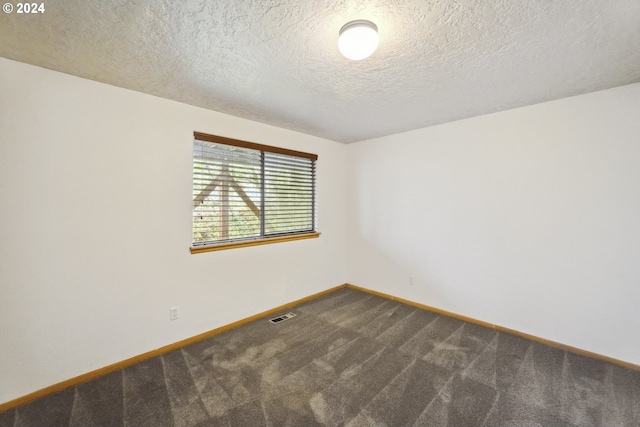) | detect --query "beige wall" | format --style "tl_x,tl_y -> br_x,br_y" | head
0,57 -> 349,404
347,83 -> 640,366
